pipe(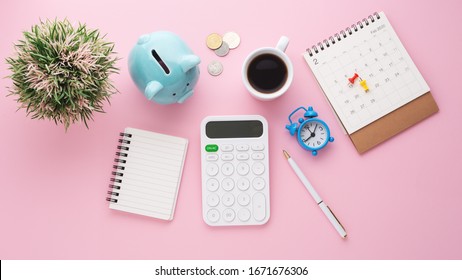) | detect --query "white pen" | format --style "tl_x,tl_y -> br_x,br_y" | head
283,150 -> 347,238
